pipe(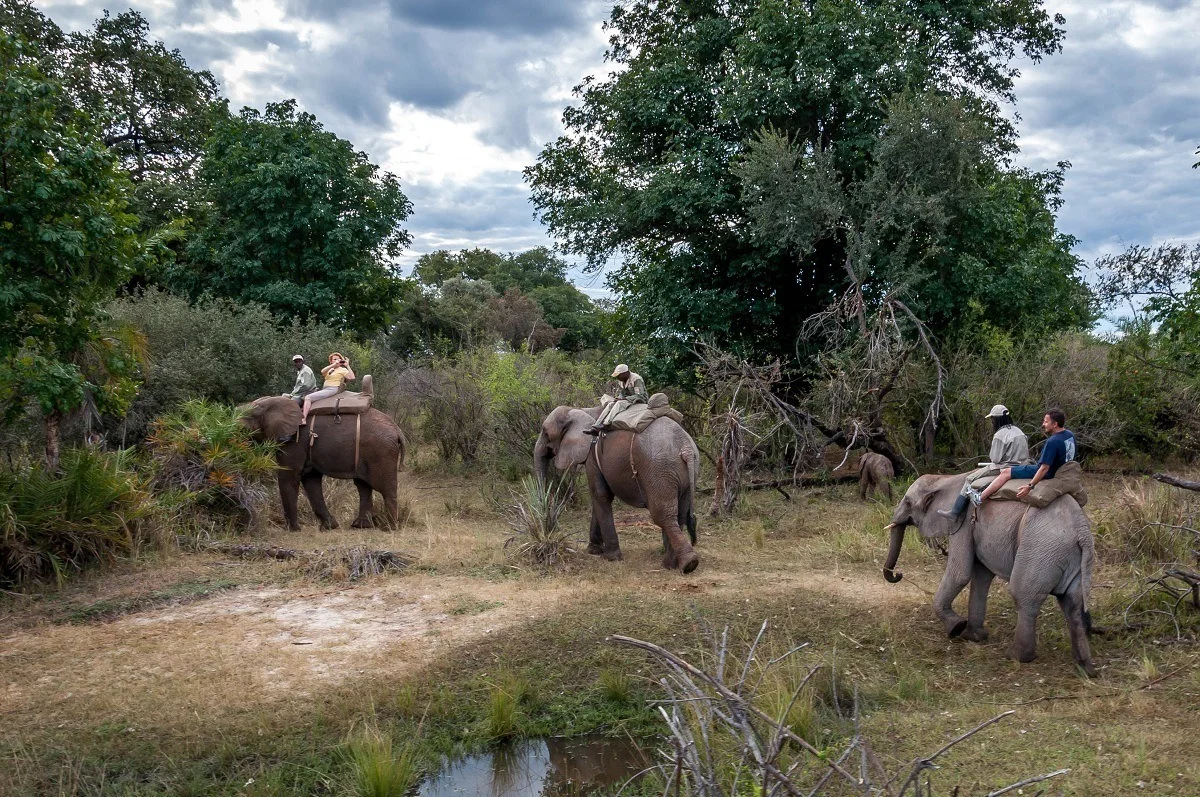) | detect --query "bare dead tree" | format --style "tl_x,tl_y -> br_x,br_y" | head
1121,474 -> 1200,637
609,624 -> 1069,796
